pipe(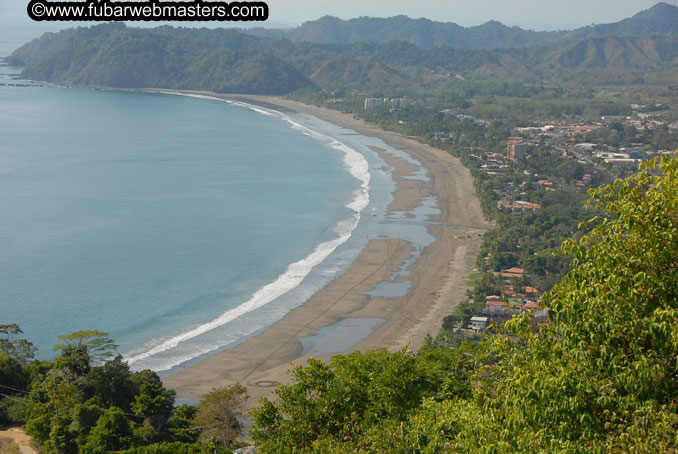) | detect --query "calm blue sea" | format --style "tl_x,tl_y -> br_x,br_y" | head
0,66 -> 384,371
0,29 -> 443,374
